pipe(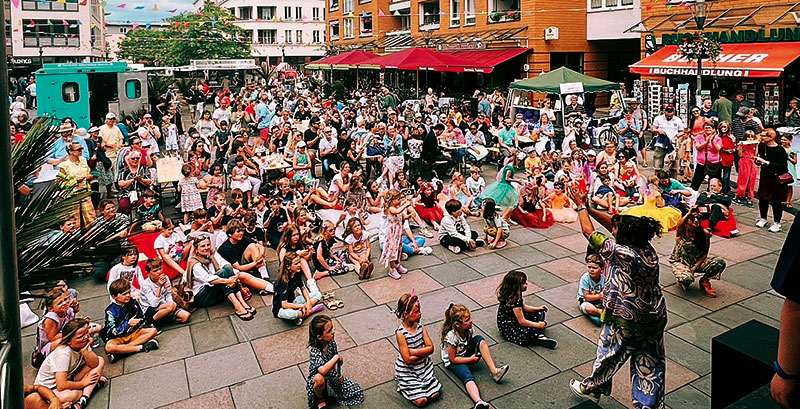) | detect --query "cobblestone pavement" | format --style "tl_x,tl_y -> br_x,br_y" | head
21,182 -> 794,409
